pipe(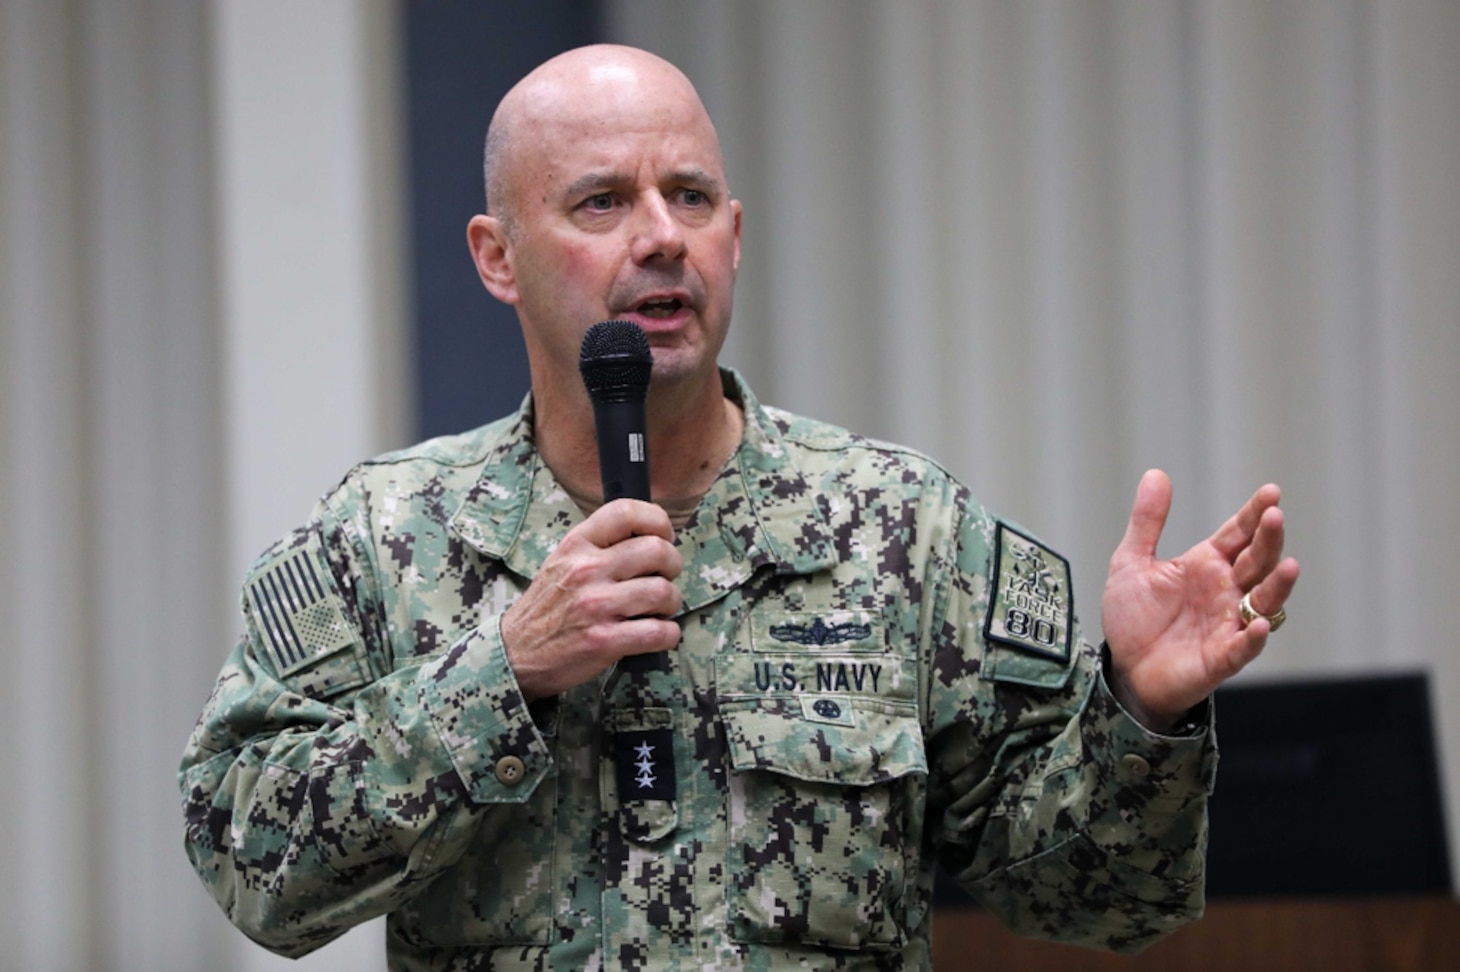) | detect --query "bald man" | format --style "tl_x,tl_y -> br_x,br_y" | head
182,45 -> 1298,970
